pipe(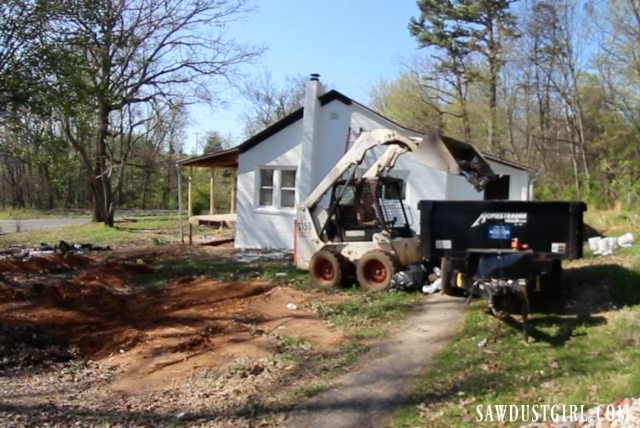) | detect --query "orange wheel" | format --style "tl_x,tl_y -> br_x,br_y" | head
310,250 -> 344,288
356,250 -> 396,291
